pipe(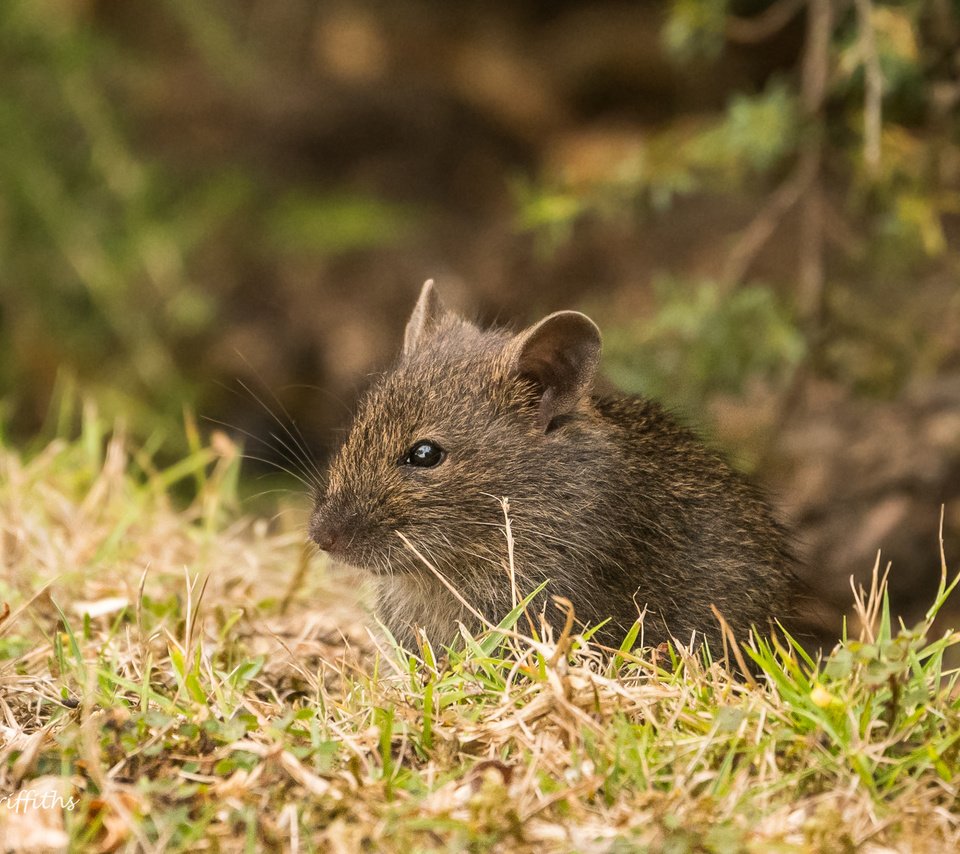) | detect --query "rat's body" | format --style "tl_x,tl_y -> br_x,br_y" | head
310,281 -> 794,651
